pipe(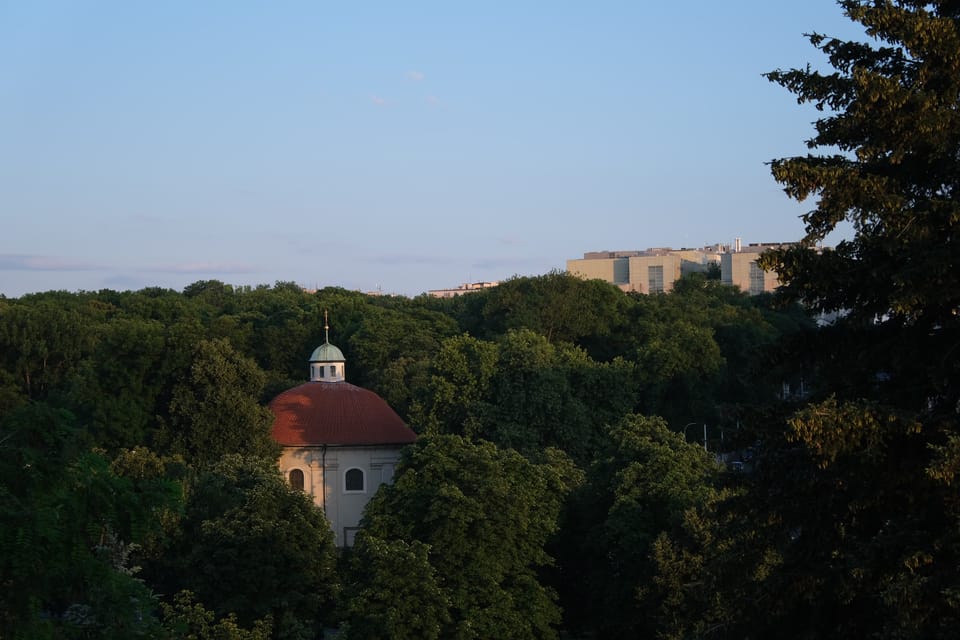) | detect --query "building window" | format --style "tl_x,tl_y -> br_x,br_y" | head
289,468 -> 304,491
749,262 -> 765,295
648,265 -> 664,293
344,468 -> 365,492
329,365 -> 337,377
317,366 -> 325,378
